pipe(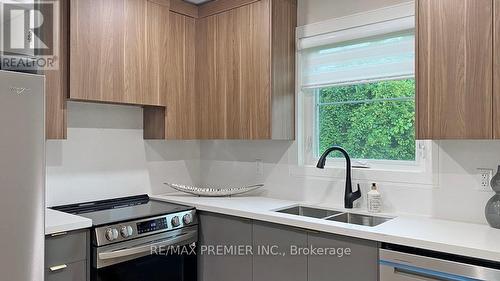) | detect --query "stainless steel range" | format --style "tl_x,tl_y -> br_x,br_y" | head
53,195 -> 198,281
